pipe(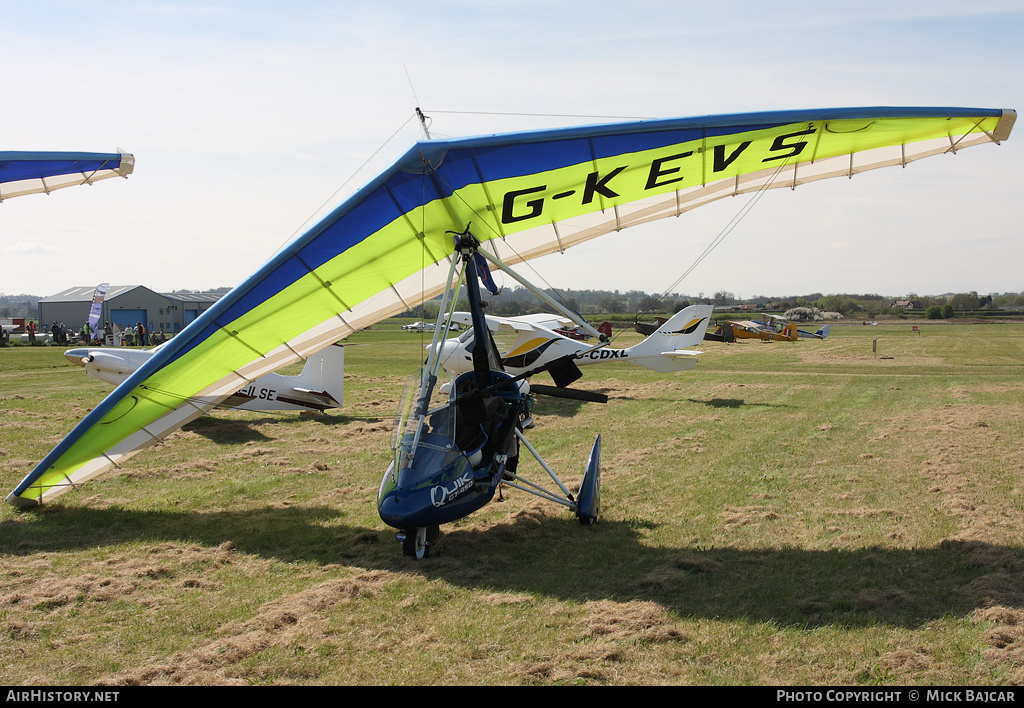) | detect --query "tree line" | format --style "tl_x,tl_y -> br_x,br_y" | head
4,287 -> 1022,325
399,287 -> 1024,321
